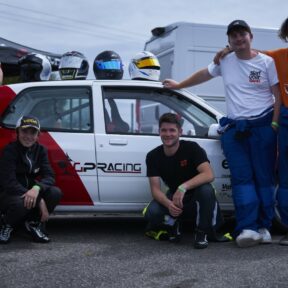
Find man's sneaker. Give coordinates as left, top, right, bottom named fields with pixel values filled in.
left=25, top=221, right=50, bottom=243
left=194, top=230, right=208, bottom=249
left=236, top=229, right=262, bottom=248
left=145, top=229, right=169, bottom=241
left=279, top=233, right=288, bottom=246
left=0, top=224, right=13, bottom=244
left=258, top=228, right=272, bottom=244
left=168, top=220, right=181, bottom=243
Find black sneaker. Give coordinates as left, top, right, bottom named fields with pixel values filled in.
left=0, top=224, right=13, bottom=244
left=194, top=230, right=208, bottom=249
left=168, top=220, right=181, bottom=243
left=25, top=221, right=50, bottom=243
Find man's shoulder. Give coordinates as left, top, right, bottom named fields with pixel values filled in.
left=147, top=145, right=163, bottom=158
left=180, top=140, right=201, bottom=149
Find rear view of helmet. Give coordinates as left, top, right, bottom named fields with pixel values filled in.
left=18, top=53, right=52, bottom=82
left=93, top=50, right=123, bottom=80
left=129, top=51, right=160, bottom=81
left=59, top=51, right=89, bottom=80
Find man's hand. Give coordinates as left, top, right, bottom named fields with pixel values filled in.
left=168, top=200, right=183, bottom=217
left=162, top=79, right=180, bottom=89
left=213, top=46, right=231, bottom=65
left=39, top=199, right=49, bottom=222
left=172, top=190, right=185, bottom=209
left=22, top=187, right=39, bottom=209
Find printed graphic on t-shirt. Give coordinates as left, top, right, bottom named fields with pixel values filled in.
left=180, top=159, right=188, bottom=167
left=249, top=70, right=261, bottom=83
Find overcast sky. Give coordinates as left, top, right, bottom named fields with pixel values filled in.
left=0, top=0, right=287, bottom=78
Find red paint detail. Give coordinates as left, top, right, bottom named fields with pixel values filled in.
left=39, top=133, right=93, bottom=205
left=0, top=86, right=17, bottom=115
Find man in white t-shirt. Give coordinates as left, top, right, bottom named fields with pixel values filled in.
left=163, top=20, right=281, bottom=248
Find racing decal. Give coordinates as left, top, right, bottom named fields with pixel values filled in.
left=67, top=159, right=142, bottom=174
left=222, top=159, right=229, bottom=169
left=39, top=134, right=93, bottom=205
left=97, top=162, right=141, bottom=174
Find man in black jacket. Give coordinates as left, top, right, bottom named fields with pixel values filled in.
left=0, top=115, right=62, bottom=243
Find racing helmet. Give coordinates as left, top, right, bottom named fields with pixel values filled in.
left=59, top=51, right=89, bottom=80
left=93, top=50, right=123, bottom=80
left=18, top=53, right=52, bottom=82
left=128, top=51, right=160, bottom=81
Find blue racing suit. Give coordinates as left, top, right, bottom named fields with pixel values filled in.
left=220, top=110, right=277, bottom=235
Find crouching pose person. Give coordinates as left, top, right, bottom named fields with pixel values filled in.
left=143, top=113, right=227, bottom=249
left=0, top=115, right=62, bottom=243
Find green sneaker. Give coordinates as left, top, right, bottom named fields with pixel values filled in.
left=145, top=230, right=169, bottom=241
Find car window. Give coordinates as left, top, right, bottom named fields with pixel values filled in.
left=103, top=87, right=217, bottom=137
left=2, top=86, right=92, bottom=132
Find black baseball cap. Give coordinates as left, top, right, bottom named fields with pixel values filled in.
left=227, top=20, right=251, bottom=35
left=16, top=115, right=40, bottom=131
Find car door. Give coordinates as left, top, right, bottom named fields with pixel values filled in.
left=1, top=85, right=98, bottom=208
left=95, top=85, right=231, bottom=209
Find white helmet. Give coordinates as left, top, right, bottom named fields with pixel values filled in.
left=129, top=51, right=160, bottom=81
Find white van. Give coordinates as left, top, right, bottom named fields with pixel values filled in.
left=144, top=22, right=286, bottom=112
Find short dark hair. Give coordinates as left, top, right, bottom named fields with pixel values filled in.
left=159, top=113, right=181, bottom=129
left=279, top=18, right=288, bottom=42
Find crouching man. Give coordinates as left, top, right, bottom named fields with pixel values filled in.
left=144, top=113, right=228, bottom=249
left=0, top=115, right=62, bottom=243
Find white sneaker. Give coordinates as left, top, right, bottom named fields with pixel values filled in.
left=236, top=229, right=262, bottom=248
left=258, top=228, right=272, bottom=244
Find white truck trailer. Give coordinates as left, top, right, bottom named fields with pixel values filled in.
left=144, top=22, right=286, bottom=112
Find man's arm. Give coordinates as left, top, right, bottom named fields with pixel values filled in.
left=163, top=68, right=213, bottom=89
left=149, top=176, right=182, bottom=217
left=172, top=162, right=214, bottom=209
left=271, top=83, right=281, bottom=129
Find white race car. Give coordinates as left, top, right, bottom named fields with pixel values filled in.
left=0, top=80, right=233, bottom=216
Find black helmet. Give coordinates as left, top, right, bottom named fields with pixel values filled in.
left=18, top=53, right=52, bottom=82
left=93, top=50, right=123, bottom=80
left=59, top=51, right=89, bottom=80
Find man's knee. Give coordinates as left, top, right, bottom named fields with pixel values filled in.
left=194, top=183, right=215, bottom=198
left=41, top=186, right=62, bottom=212
left=143, top=200, right=166, bottom=223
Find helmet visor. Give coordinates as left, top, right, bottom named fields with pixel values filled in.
left=59, top=56, right=82, bottom=69
left=135, top=57, right=160, bottom=69
left=95, top=60, right=122, bottom=70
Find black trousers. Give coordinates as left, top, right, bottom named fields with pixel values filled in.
left=0, top=186, right=62, bottom=227
left=144, top=183, right=224, bottom=234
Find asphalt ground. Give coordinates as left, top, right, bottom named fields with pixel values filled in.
left=1, top=216, right=288, bottom=288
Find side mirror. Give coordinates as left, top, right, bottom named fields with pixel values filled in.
left=208, top=123, right=220, bottom=139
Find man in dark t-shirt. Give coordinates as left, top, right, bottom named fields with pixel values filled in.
left=144, top=113, right=226, bottom=249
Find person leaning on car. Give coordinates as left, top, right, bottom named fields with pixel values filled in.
left=143, top=112, right=228, bottom=249
left=0, top=115, right=62, bottom=244
left=214, top=17, right=288, bottom=246
left=163, top=20, right=281, bottom=248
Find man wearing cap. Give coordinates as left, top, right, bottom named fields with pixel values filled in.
left=0, top=115, right=62, bottom=244
left=163, top=20, right=281, bottom=248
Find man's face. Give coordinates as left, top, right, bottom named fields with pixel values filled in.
left=159, top=122, right=182, bottom=148
left=228, top=28, right=252, bottom=52
left=18, top=127, right=39, bottom=148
